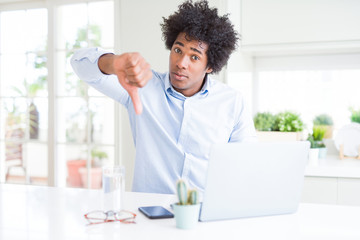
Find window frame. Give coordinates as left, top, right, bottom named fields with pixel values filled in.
left=0, top=0, right=120, bottom=187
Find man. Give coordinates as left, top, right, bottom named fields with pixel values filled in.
left=71, top=0, right=256, bottom=194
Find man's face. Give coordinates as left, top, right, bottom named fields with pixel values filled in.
left=169, top=32, right=213, bottom=97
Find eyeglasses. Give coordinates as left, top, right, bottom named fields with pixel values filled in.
left=84, top=210, right=136, bottom=225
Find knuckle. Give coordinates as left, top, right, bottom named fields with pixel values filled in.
left=138, top=81, right=146, bottom=88
left=134, top=75, right=142, bottom=83
left=133, top=65, right=141, bottom=75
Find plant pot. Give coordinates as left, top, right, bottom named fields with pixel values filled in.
left=318, top=147, right=327, bottom=159
left=173, top=203, right=200, bottom=230
left=256, top=131, right=302, bottom=142
left=79, top=167, right=102, bottom=189
left=309, top=148, right=319, bottom=166
left=66, top=159, right=86, bottom=187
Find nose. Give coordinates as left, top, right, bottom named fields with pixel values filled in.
left=176, top=55, right=188, bottom=69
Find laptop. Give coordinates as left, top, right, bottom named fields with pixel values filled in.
left=199, top=141, right=310, bottom=222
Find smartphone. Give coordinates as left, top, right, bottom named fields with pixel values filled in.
left=138, top=206, right=174, bottom=219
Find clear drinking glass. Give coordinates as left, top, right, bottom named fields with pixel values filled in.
left=102, top=166, right=125, bottom=211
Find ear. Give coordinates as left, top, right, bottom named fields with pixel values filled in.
left=206, top=67, right=213, bottom=74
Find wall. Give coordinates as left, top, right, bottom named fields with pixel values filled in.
left=241, top=0, right=360, bottom=50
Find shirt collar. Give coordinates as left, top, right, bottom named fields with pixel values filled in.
left=165, top=73, right=210, bottom=99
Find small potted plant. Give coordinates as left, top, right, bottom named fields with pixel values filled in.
left=313, top=114, right=334, bottom=139
left=307, top=134, right=319, bottom=165
left=312, top=125, right=327, bottom=158
left=79, top=149, right=108, bottom=189
left=172, top=180, right=200, bottom=230
left=253, top=112, right=276, bottom=131
left=256, top=111, right=304, bottom=141
left=274, top=111, right=304, bottom=132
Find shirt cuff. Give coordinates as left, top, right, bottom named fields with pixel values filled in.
left=71, top=47, right=113, bottom=83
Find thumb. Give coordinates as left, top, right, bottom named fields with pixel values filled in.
left=128, top=88, right=143, bottom=115
left=117, top=72, right=143, bottom=115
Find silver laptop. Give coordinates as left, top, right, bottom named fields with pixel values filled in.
left=199, top=141, right=310, bottom=222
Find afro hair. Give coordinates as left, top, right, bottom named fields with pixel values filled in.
left=160, top=0, right=239, bottom=74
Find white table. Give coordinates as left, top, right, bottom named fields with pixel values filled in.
left=1, top=184, right=360, bottom=240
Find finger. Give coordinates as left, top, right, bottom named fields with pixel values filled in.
left=125, top=57, right=149, bottom=74
left=116, top=71, right=128, bottom=86
left=116, top=72, right=143, bottom=115
left=128, top=88, right=143, bottom=115
left=126, top=71, right=150, bottom=87
left=126, top=66, right=152, bottom=88
left=124, top=53, right=141, bottom=68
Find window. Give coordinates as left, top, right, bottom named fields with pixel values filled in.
left=0, top=0, right=115, bottom=188
left=257, top=69, right=360, bottom=131
left=227, top=54, right=360, bottom=136
left=56, top=2, right=115, bottom=189
left=0, top=8, right=48, bottom=185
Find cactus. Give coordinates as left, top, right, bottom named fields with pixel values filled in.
left=188, top=190, right=198, bottom=205
left=176, top=180, right=188, bottom=205
left=176, top=180, right=198, bottom=205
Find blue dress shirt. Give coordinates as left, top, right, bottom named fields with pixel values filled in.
left=71, top=47, right=257, bottom=194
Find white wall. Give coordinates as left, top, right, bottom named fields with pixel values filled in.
left=241, top=0, right=360, bottom=46
left=237, top=0, right=360, bottom=56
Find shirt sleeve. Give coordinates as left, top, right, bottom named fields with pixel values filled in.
left=229, top=93, right=258, bottom=142
left=70, top=47, right=130, bottom=107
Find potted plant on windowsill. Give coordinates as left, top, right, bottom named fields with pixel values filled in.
left=173, top=180, right=200, bottom=230
left=307, top=125, right=327, bottom=165
left=66, top=158, right=87, bottom=187
left=312, top=125, right=327, bottom=159
left=313, top=114, right=334, bottom=139
left=254, top=112, right=276, bottom=132
left=78, top=149, right=108, bottom=189
left=307, top=134, right=319, bottom=165
left=255, top=111, right=304, bottom=141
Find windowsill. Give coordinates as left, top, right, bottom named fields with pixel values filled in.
left=305, top=155, right=360, bottom=178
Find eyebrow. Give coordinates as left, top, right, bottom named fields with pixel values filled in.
left=174, top=41, right=203, bottom=55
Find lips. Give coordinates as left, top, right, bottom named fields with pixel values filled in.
left=172, top=72, right=188, bottom=81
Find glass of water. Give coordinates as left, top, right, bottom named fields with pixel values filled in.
left=102, top=166, right=125, bottom=211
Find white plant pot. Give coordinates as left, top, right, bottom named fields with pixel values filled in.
left=318, top=147, right=327, bottom=159
left=173, top=203, right=200, bottom=230
left=309, top=148, right=320, bottom=166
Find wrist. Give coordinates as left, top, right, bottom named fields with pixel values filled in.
left=98, top=53, right=115, bottom=75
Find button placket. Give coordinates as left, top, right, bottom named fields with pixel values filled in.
left=177, top=99, right=189, bottom=145
left=179, top=99, right=193, bottom=179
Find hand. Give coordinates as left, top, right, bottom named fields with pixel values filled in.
left=113, top=53, right=152, bottom=115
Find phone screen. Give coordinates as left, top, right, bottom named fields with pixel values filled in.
left=138, top=206, right=174, bottom=219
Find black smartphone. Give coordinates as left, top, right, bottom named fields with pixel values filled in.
left=138, top=206, right=174, bottom=219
